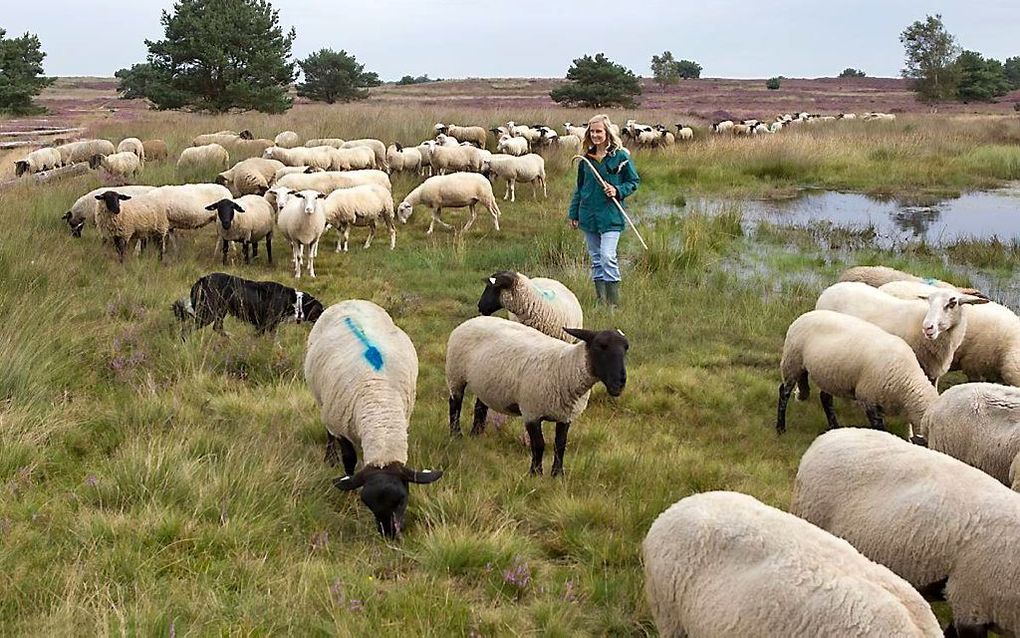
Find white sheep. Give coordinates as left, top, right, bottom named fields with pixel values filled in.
left=14, top=147, right=61, bottom=176
left=205, top=195, right=275, bottom=265
left=262, top=146, right=333, bottom=170
left=416, top=141, right=436, bottom=176
left=711, top=120, right=734, bottom=133
left=153, top=184, right=232, bottom=232
left=434, top=133, right=460, bottom=147
left=777, top=310, right=938, bottom=433
left=446, top=317, right=627, bottom=474
left=217, top=157, right=285, bottom=196
left=920, top=382, right=1020, bottom=489
left=396, top=173, right=501, bottom=234
left=556, top=134, right=581, bottom=152
left=791, top=428, right=1020, bottom=637
left=673, top=124, right=694, bottom=140
left=272, top=165, right=321, bottom=183
left=274, top=131, right=302, bottom=148
left=193, top=132, right=240, bottom=147
left=430, top=142, right=486, bottom=175
left=481, top=153, right=546, bottom=202
left=321, top=184, right=396, bottom=251
left=385, top=143, right=423, bottom=175
left=839, top=265, right=964, bottom=290
left=226, top=137, right=274, bottom=158
left=563, top=123, right=587, bottom=139
left=496, top=134, right=529, bottom=157
left=329, top=145, right=377, bottom=171
left=277, top=189, right=327, bottom=278
left=434, top=123, right=487, bottom=148
left=304, top=300, right=442, bottom=538
left=341, top=139, right=387, bottom=171
left=91, top=190, right=171, bottom=262
left=63, top=185, right=156, bottom=238
left=116, top=137, right=145, bottom=161
left=643, top=491, right=942, bottom=638
left=815, top=281, right=987, bottom=383
left=274, top=169, right=391, bottom=196
left=505, top=121, right=540, bottom=145
left=476, top=271, right=583, bottom=342
left=177, top=143, right=229, bottom=172
left=55, top=139, right=115, bottom=166
left=94, top=151, right=143, bottom=179
left=305, top=138, right=345, bottom=148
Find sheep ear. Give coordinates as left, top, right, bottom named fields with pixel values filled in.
left=61, top=211, right=72, bottom=221
left=403, top=468, right=443, bottom=484
left=118, top=194, right=132, bottom=201
left=333, top=473, right=366, bottom=492
left=563, top=327, right=596, bottom=343
left=959, top=288, right=989, bottom=300
left=205, top=202, right=220, bottom=211
left=303, top=166, right=315, bottom=173
left=488, top=277, right=496, bottom=285
left=960, top=294, right=990, bottom=305
left=232, top=202, right=245, bottom=213
left=916, top=294, right=930, bottom=301
left=316, top=192, right=326, bottom=199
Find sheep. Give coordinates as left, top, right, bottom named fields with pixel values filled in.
left=530, top=125, right=559, bottom=150
left=839, top=265, right=964, bottom=290
left=91, top=190, right=171, bottom=262
left=480, top=153, right=546, bottom=202
left=152, top=183, right=232, bottom=232
left=840, top=113, right=857, bottom=120
left=321, top=184, right=396, bottom=251
left=777, top=310, right=938, bottom=433
left=205, top=195, right=275, bottom=265
left=177, top=143, right=229, bottom=173
left=274, top=131, right=301, bottom=148
left=563, top=123, right=587, bottom=138
left=496, top=134, right=529, bottom=157
left=791, top=428, right=1020, bottom=638
left=1012, top=455, right=1020, bottom=491
left=226, top=137, right=274, bottom=159
left=556, top=134, right=581, bottom=152
left=416, top=141, right=436, bottom=176
left=434, top=123, right=487, bottom=148
left=505, top=121, right=540, bottom=146
left=329, top=145, right=377, bottom=171
left=142, top=139, right=168, bottom=161
left=446, top=317, right=628, bottom=474
left=430, top=142, right=486, bottom=175
left=272, top=165, right=322, bottom=183
left=277, top=189, right=327, bottom=278
left=216, top=157, right=286, bottom=196
left=62, top=185, right=156, bottom=238
left=262, top=146, right=333, bottom=170
left=815, top=281, right=987, bottom=383
left=919, top=382, right=1020, bottom=489
left=192, top=132, right=240, bottom=147
left=731, top=124, right=752, bottom=136
left=643, top=491, right=942, bottom=638
left=274, top=169, right=391, bottom=196
left=434, top=133, right=461, bottom=147
left=396, top=173, right=501, bottom=234
left=304, top=300, right=443, bottom=538
left=92, top=151, right=143, bottom=180
left=55, top=139, right=115, bottom=166
left=305, top=138, right=345, bottom=148
left=385, top=143, right=423, bottom=175
left=673, top=124, right=694, bottom=140
left=711, top=120, right=734, bottom=133
left=14, top=147, right=61, bottom=176
left=341, top=139, right=387, bottom=171
left=116, top=138, right=145, bottom=161
left=477, top=271, right=583, bottom=343
left=768, top=121, right=784, bottom=133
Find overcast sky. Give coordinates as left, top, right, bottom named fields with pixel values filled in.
left=4, top=0, right=1018, bottom=79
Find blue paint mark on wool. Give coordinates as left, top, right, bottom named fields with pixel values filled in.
left=535, top=285, right=556, bottom=300
left=922, top=277, right=936, bottom=285
left=344, top=317, right=384, bottom=371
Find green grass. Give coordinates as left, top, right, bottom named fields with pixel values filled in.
left=1, top=106, right=1015, bottom=635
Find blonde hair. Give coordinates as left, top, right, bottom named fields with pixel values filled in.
left=583, top=114, right=623, bottom=152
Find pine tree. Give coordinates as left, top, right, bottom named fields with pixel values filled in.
left=550, top=53, right=641, bottom=108
left=297, top=49, right=380, bottom=104
left=0, top=29, right=55, bottom=115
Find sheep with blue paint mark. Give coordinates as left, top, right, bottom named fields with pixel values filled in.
left=304, top=300, right=443, bottom=538
left=477, top=271, right=583, bottom=343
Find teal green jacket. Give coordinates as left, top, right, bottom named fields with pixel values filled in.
left=567, top=145, right=640, bottom=234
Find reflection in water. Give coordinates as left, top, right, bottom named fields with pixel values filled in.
left=890, top=206, right=942, bottom=237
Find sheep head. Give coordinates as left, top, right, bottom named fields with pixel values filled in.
left=333, top=462, right=443, bottom=539
left=477, top=271, right=517, bottom=315
left=919, top=290, right=989, bottom=341
left=563, top=327, right=630, bottom=396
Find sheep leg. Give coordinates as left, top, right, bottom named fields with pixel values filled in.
left=363, top=222, right=375, bottom=249
left=819, top=392, right=840, bottom=430
left=503, top=179, right=510, bottom=201
left=864, top=404, right=885, bottom=431
left=339, top=437, right=357, bottom=477
left=448, top=390, right=464, bottom=436
left=776, top=382, right=793, bottom=434
left=470, top=399, right=488, bottom=435
left=388, top=220, right=396, bottom=250
left=462, top=204, right=477, bottom=232
left=114, top=237, right=127, bottom=263
left=525, top=420, right=545, bottom=475
left=510, top=179, right=516, bottom=203
left=157, top=234, right=167, bottom=263
left=308, top=240, right=318, bottom=278
left=266, top=233, right=273, bottom=265
left=542, top=176, right=547, bottom=199
left=324, top=431, right=341, bottom=466
left=551, top=421, right=570, bottom=476
left=251, top=241, right=258, bottom=258
left=292, top=243, right=301, bottom=278
left=242, top=241, right=250, bottom=264
left=221, top=239, right=229, bottom=265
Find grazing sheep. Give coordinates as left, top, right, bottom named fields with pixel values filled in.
left=643, top=491, right=942, bottom=638
left=227, top=137, right=275, bottom=159
left=480, top=153, right=546, bottom=202
left=277, top=189, right=327, bottom=278
left=477, top=271, right=583, bottom=342
left=177, top=143, right=230, bottom=172
left=305, top=300, right=443, bottom=538
left=142, top=139, right=168, bottom=161
left=505, top=121, right=540, bottom=146
left=274, top=131, right=302, bottom=148
left=92, top=151, right=143, bottom=179
left=216, top=158, right=286, bottom=196
left=192, top=132, right=239, bottom=147
left=777, top=310, right=938, bottom=433
left=272, top=165, right=322, bottom=183
left=14, top=147, right=61, bottom=176
left=731, top=124, right=752, bottom=136
left=711, top=120, right=734, bottom=133
left=321, top=184, right=396, bottom=251
left=153, top=183, right=232, bottom=231
left=206, top=195, right=275, bottom=265
left=305, top=138, right=345, bottom=148
left=63, top=185, right=156, bottom=238
left=385, top=143, right=423, bottom=174
left=920, top=382, right=1020, bottom=489
left=416, top=141, right=436, bottom=176
left=431, top=141, right=486, bottom=174
left=434, top=123, right=487, bottom=148
left=563, top=123, right=587, bottom=138
left=274, top=169, right=391, bottom=196
left=673, top=124, right=694, bottom=140
left=791, top=428, right=1020, bottom=638
left=92, top=190, right=171, bottom=262
left=329, top=145, right=377, bottom=171
left=446, top=317, right=628, bottom=475
left=496, top=134, right=529, bottom=157
left=116, top=138, right=145, bottom=161
left=262, top=146, right=333, bottom=170
left=396, top=173, right=501, bottom=234
left=55, top=139, right=115, bottom=166
left=341, top=139, right=387, bottom=171
left=556, top=134, right=581, bottom=152
left=815, top=281, right=987, bottom=383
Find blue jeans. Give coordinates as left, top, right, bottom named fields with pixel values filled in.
left=584, top=231, right=621, bottom=282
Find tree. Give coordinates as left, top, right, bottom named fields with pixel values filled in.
left=396, top=74, right=435, bottom=85
left=650, top=51, right=680, bottom=87
left=116, top=0, right=297, bottom=113
left=766, top=77, right=781, bottom=90
left=1004, top=56, right=1020, bottom=91
left=296, top=49, right=379, bottom=104
left=839, top=68, right=866, bottom=78
left=955, top=50, right=1010, bottom=102
left=114, top=63, right=161, bottom=100
left=550, top=53, right=641, bottom=108
left=676, top=60, right=702, bottom=79
left=899, top=14, right=961, bottom=108
left=0, top=29, right=55, bottom=115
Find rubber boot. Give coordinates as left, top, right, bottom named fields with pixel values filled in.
left=605, top=281, right=621, bottom=307
left=594, top=280, right=607, bottom=304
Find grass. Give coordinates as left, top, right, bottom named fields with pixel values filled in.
left=1, top=104, right=1017, bottom=635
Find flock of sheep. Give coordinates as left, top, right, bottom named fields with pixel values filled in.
left=648, top=264, right=1019, bottom=637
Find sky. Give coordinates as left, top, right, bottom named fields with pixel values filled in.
left=4, top=0, right=1018, bottom=79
